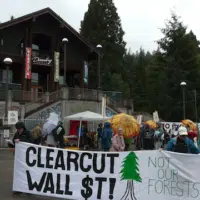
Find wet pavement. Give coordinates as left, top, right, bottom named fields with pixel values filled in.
left=0, top=149, right=63, bottom=200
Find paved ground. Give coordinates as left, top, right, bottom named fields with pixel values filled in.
left=0, top=149, right=61, bottom=200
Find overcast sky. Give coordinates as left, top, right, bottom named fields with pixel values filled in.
left=1, top=0, right=200, bottom=52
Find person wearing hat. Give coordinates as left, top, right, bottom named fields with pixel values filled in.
left=12, top=121, right=34, bottom=148
left=165, top=126, right=199, bottom=154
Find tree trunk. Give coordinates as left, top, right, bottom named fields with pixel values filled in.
left=120, top=180, right=137, bottom=200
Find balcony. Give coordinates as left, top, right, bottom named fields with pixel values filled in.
left=0, top=89, right=45, bottom=102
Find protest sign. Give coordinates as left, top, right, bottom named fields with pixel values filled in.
left=13, top=142, right=200, bottom=200
left=161, top=122, right=181, bottom=135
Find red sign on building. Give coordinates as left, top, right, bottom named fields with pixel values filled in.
left=25, top=47, right=32, bottom=79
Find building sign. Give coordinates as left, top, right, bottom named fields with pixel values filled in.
left=8, top=110, right=18, bottom=125
left=32, top=57, right=52, bottom=66
left=25, top=47, right=32, bottom=79
left=84, top=61, right=88, bottom=85
left=3, top=129, right=9, bottom=138
left=54, top=52, right=60, bottom=82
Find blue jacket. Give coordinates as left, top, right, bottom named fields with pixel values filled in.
left=102, top=122, right=113, bottom=139
left=165, top=137, right=199, bottom=154
left=101, top=122, right=113, bottom=150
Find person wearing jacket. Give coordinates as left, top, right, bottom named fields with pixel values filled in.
left=52, top=121, right=65, bottom=148
left=110, top=128, right=125, bottom=151
left=97, top=123, right=103, bottom=150
left=12, top=121, right=33, bottom=195
left=12, top=121, right=33, bottom=148
left=102, top=122, right=113, bottom=151
left=165, top=126, right=199, bottom=154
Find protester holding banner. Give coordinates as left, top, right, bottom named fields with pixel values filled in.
left=12, top=122, right=33, bottom=148
left=165, top=126, right=199, bottom=154
left=110, top=127, right=125, bottom=151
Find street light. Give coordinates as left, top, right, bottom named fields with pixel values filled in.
left=96, top=44, right=102, bottom=101
left=3, top=57, right=12, bottom=121
left=193, top=89, right=198, bottom=122
left=62, top=38, right=68, bottom=85
left=180, top=81, right=187, bottom=119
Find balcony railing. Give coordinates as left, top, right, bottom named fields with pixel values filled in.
left=68, top=87, right=99, bottom=101
left=0, top=90, right=45, bottom=102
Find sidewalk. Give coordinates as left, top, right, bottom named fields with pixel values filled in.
left=0, top=150, right=70, bottom=200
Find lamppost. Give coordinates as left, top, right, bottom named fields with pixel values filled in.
left=193, top=89, right=198, bottom=122
left=62, top=38, right=68, bottom=85
left=3, top=57, right=12, bottom=121
left=96, top=44, right=102, bottom=101
left=180, top=81, right=187, bottom=119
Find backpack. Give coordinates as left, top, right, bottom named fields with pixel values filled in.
left=52, top=125, right=65, bottom=142
left=143, top=130, right=154, bottom=140
left=173, top=137, right=188, bottom=153
left=164, top=133, right=170, bottom=144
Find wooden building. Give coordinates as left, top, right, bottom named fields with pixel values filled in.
left=0, top=8, right=97, bottom=100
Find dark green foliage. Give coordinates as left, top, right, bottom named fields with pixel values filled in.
left=81, top=4, right=200, bottom=121
left=80, top=0, right=126, bottom=91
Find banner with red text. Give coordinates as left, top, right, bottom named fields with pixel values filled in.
left=25, top=47, right=32, bottom=79
left=13, top=142, right=200, bottom=200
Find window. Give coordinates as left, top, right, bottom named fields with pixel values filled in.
left=32, top=73, right=39, bottom=85
left=59, top=76, right=64, bottom=85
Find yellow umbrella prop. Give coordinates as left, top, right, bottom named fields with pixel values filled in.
left=181, top=119, right=197, bottom=131
left=110, top=113, right=140, bottom=139
left=145, top=120, right=158, bottom=129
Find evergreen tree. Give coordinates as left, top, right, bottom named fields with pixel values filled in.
left=120, top=152, right=141, bottom=200
left=147, top=13, right=200, bottom=120
left=80, top=0, right=126, bottom=91
left=123, top=49, right=153, bottom=112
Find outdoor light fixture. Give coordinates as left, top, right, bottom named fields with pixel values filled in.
left=3, top=57, right=13, bottom=121
left=62, top=38, right=68, bottom=85
left=180, top=81, right=187, bottom=119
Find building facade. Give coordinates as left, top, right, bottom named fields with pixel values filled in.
left=0, top=8, right=97, bottom=101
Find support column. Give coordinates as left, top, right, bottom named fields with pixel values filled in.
left=60, top=86, right=69, bottom=120
left=49, top=34, right=56, bottom=92
left=20, top=103, right=25, bottom=120
left=54, top=30, right=60, bottom=91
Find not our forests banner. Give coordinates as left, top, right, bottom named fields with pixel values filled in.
left=13, top=142, right=200, bottom=200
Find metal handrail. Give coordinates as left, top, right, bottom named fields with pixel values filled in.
left=24, top=90, right=61, bottom=108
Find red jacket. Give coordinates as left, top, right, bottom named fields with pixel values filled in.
left=188, top=131, right=198, bottom=141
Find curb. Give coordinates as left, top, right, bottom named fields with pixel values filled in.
left=0, top=148, right=10, bottom=150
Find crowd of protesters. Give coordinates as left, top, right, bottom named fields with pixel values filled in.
left=9, top=117, right=200, bottom=155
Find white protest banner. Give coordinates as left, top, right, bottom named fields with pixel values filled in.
left=137, top=115, right=142, bottom=125
left=13, top=142, right=200, bottom=200
left=153, top=111, right=159, bottom=122
left=161, top=122, right=182, bottom=135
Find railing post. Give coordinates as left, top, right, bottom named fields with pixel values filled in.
left=45, top=92, right=50, bottom=103
left=20, top=103, right=25, bottom=120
